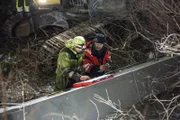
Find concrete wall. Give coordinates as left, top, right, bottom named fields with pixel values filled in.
left=0, top=56, right=179, bottom=120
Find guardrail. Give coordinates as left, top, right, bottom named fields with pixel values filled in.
left=0, top=56, right=180, bottom=120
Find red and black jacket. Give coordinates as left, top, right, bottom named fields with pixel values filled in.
left=82, top=40, right=111, bottom=77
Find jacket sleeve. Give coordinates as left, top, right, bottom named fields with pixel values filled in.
left=57, top=52, right=81, bottom=82
left=83, top=58, right=104, bottom=77
left=82, top=58, right=94, bottom=73
left=104, top=50, right=112, bottom=64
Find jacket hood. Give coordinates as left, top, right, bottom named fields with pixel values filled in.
left=65, top=39, right=79, bottom=55
left=65, top=39, right=74, bottom=49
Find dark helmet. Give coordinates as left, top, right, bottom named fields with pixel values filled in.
left=94, top=33, right=105, bottom=44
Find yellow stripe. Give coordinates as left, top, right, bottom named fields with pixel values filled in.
left=16, top=0, right=18, bottom=9
left=16, top=0, right=23, bottom=12
left=24, top=0, right=30, bottom=12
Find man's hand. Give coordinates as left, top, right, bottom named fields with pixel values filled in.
left=100, top=65, right=106, bottom=71
left=100, top=63, right=110, bottom=72
left=80, top=75, right=90, bottom=81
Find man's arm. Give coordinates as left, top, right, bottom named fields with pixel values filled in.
left=57, top=52, right=81, bottom=82
left=83, top=58, right=104, bottom=77
left=104, top=50, right=112, bottom=63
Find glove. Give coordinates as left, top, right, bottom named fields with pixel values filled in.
left=99, top=63, right=110, bottom=72
left=80, top=75, right=90, bottom=81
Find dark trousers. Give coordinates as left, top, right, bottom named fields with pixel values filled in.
left=16, top=0, right=31, bottom=12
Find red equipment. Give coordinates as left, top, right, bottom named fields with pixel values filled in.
left=73, top=74, right=114, bottom=87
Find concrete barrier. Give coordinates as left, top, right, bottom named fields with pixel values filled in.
left=0, top=57, right=179, bottom=120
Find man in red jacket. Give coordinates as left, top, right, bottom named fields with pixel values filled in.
left=83, top=33, right=112, bottom=78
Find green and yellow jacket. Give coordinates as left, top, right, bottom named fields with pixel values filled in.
left=56, top=39, right=84, bottom=83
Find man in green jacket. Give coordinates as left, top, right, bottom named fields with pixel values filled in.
left=55, top=36, right=90, bottom=91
